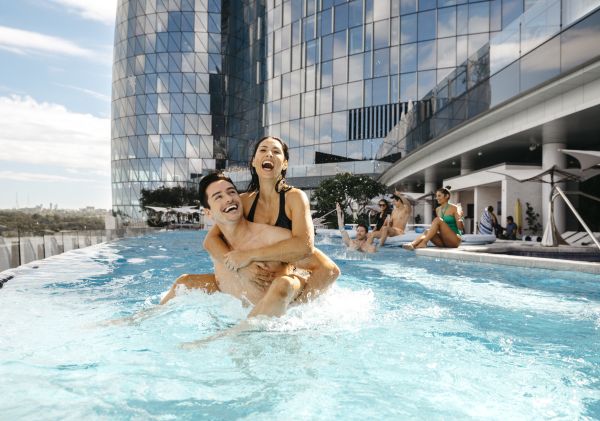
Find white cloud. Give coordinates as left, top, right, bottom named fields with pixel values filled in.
left=51, top=0, right=118, bottom=26
left=0, top=25, right=96, bottom=59
left=0, top=95, right=110, bottom=175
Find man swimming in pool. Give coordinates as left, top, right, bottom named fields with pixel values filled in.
left=335, top=202, right=377, bottom=253
left=160, top=173, right=305, bottom=318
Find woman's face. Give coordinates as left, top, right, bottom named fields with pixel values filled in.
left=378, top=201, right=387, bottom=212
left=435, top=191, right=449, bottom=204
left=252, top=137, right=288, bottom=179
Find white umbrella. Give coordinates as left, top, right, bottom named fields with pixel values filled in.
left=559, top=149, right=600, bottom=170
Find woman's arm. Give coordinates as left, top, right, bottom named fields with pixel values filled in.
left=453, top=205, right=465, bottom=232
left=223, top=189, right=314, bottom=270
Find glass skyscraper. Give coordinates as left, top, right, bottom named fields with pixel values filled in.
left=112, top=0, right=594, bottom=219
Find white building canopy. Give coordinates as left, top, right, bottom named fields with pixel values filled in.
left=559, top=149, right=600, bottom=170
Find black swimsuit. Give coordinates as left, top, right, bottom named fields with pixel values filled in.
left=247, top=190, right=293, bottom=230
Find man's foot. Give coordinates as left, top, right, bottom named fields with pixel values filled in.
left=402, top=243, right=415, bottom=250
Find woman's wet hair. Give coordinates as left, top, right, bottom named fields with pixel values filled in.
left=436, top=186, right=452, bottom=197
left=247, top=136, right=291, bottom=193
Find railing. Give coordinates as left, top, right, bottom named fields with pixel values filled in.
left=0, top=227, right=159, bottom=273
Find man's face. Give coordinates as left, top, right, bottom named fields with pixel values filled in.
left=356, top=226, right=367, bottom=240
left=205, top=180, right=242, bottom=225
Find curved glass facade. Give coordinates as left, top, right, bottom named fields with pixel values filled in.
left=114, top=0, right=592, bottom=217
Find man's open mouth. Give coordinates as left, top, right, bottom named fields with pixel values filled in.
left=262, top=161, right=274, bottom=170
left=223, top=204, right=238, bottom=213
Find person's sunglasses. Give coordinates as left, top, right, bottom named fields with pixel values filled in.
left=379, top=203, right=386, bottom=207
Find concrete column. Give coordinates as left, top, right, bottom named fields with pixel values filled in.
left=424, top=168, right=436, bottom=224
left=460, top=154, right=474, bottom=175
left=542, top=142, right=566, bottom=233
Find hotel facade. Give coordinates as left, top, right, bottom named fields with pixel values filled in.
left=112, top=0, right=600, bottom=231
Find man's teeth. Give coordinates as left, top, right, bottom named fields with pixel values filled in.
left=224, top=205, right=238, bottom=213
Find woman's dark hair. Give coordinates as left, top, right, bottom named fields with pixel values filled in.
left=436, top=186, right=451, bottom=197
left=247, top=136, right=291, bottom=193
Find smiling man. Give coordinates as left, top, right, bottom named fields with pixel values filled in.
left=160, top=173, right=305, bottom=318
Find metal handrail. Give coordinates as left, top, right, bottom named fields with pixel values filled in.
left=552, top=186, right=600, bottom=251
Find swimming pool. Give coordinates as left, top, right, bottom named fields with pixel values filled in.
left=1, top=231, right=599, bottom=419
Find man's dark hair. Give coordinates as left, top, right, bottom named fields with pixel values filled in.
left=199, top=172, right=237, bottom=208
left=507, top=215, right=514, bottom=222
left=357, top=223, right=369, bottom=232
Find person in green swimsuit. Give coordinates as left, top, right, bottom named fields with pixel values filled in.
left=403, top=187, right=464, bottom=250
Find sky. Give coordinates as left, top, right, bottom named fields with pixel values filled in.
left=0, top=0, right=118, bottom=210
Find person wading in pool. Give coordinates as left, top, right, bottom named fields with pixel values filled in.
left=203, top=136, right=339, bottom=302
left=336, top=203, right=377, bottom=253
left=160, top=173, right=305, bottom=318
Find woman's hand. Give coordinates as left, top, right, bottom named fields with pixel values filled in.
left=237, top=262, right=275, bottom=290
left=224, top=249, right=253, bottom=271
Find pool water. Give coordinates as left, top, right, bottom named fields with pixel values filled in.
left=1, top=231, right=600, bottom=419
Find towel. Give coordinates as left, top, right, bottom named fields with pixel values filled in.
left=479, top=209, right=494, bottom=235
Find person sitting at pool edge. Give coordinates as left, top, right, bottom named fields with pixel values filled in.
left=499, top=215, right=518, bottom=240
left=403, top=187, right=464, bottom=250
left=160, top=173, right=305, bottom=318
left=368, top=190, right=412, bottom=246
left=336, top=202, right=377, bottom=253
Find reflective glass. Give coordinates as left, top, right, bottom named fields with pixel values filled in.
left=438, top=7, right=456, bottom=38
left=365, top=23, right=373, bottom=51
left=333, top=30, right=347, bottom=59
left=333, top=84, right=347, bottom=111
left=400, top=0, right=417, bottom=15
left=391, top=17, right=399, bottom=45
left=437, top=37, right=456, bottom=68
left=373, top=48, right=389, bottom=77
left=468, top=2, right=489, bottom=34
left=373, top=0, right=390, bottom=21
left=400, top=43, right=417, bottom=73
left=320, top=8, right=333, bottom=36
left=489, top=61, right=519, bottom=106
left=349, top=26, right=363, bottom=54
left=372, top=76, right=389, bottom=105
left=348, top=0, right=364, bottom=27
left=333, top=57, right=347, bottom=84
left=322, top=34, right=334, bottom=61
left=419, top=0, right=436, bottom=11
left=390, top=74, right=399, bottom=102
left=417, top=40, right=436, bottom=70
left=520, top=37, right=560, bottom=91
left=502, top=0, right=523, bottom=29
left=390, top=46, right=399, bottom=74
left=321, top=60, right=333, bottom=87
left=374, top=20, right=390, bottom=49
left=457, top=4, right=468, bottom=35
left=363, top=51, right=372, bottom=78
left=347, top=80, right=363, bottom=108
left=418, top=10, right=436, bottom=41
left=319, top=88, right=332, bottom=113
left=348, top=53, right=364, bottom=81
left=364, top=78, right=372, bottom=106
left=561, top=7, right=600, bottom=72
left=400, top=14, right=417, bottom=44
left=334, top=4, right=348, bottom=32
left=417, top=70, right=436, bottom=98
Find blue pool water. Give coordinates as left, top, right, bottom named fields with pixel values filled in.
left=1, top=230, right=600, bottom=419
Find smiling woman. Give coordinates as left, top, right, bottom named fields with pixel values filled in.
left=203, top=136, right=340, bottom=302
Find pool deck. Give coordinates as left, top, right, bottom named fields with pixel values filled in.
left=416, top=241, right=600, bottom=274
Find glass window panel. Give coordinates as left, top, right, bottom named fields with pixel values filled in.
left=438, top=7, right=456, bottom=38
left=490, top=0, right=502, bottom=32
left=281, top=24, right=291, bottom=50
left=321, top=60, right=333, bottom=87
left=561, top=8, right=600, bottom=72
left=391, top=1, right=400, bottom=17
left=502, top=0, right=523, bottom=29
left=306, top=65, right=316, bottom=91
left=437, top=37, right=456, bottom=68
left=468, top=2, right=489, bottom=34
left=400, top=43, right=417, bottom=73
left=347, top=140, right=363, bottom=159
left=373, top=0, right=390, bottom=21
left=418, top=10, right=436, bottom=41
left=303, top=91, right=315, bottom=116
left=348, top=53, right=364, bottom=81
left=320, top=8, right=332, bottom=36
left=334, top=4, right=348, bottom=32
left=332, top=112, right=347, bottom=141
left=468, top=33, right=488, bottom=56
left=319, top=113, right=333, bottom=143
left=365, top=0, right=374, bottom=23
left=292, top=44, right=302, bottom=70
left=374, top=20, right=389, bottom=49
left=333, top=84, right=347, bottom=111
left=391, top=17, right=399, bottom=46
left=390, top=74, right=399, bottom=102
left=457, top=35, right=468, bottom=63
left=333, top=57, right=348, bottom=85
left=292, top=20, right=302, bottom=45
left=390, top=46, right=399, bottom=74
left=400, top=0, right=417, bottom=15
left=349, top=0, right=363, bottom=27
left=333, top=30, right=347, bottom=59
left=520, top=36, right=560, bottom=91
left=281, top=48, right=291, bottom=74
left=347, top=80, right=363, bottom=108
left=400, top=14, right=417, bottom=44
left=364, top=78, right=372, bottom=106
left=160, top=134, right=173, bottom=157
left=349, top=26, right=363, bottom=53
left=373, top=48, right=389, bottom=77
left=303, top=15, right=316, bottom=41
left=417, top=40, right=436, bottom=70
left=322, top=34, right=334, bottom=61
left=418, top=70, right=436, bottom=98
left=305, top=39, right=318, bottom=66
left=490, top=60, right=519, bottom=106
left=457, top=4, right=468, bottom=35
left=365, top=23, right=373, bottom=51
left=400, top=72, right=417, bottom=102
left=363, top=51, right=372, bottom=78
left=372, top=76, right=388, bottom=105
left=419, top=0, right=436, bottom=11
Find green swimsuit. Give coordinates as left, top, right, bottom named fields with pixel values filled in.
left=440, top=204, right=462, bottom=236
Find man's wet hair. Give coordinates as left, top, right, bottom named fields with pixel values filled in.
left=199, top=172, right=237, bottom=209
left=356, top=223, right=369, bottom=232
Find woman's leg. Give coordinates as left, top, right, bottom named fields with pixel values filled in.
left=294, top=248, right=340, bottom=302
left=379, top=226, right=390, bottom=246
left=435, top=220, right=462, bottom=248
left=248, top=274, right=305, bottom=317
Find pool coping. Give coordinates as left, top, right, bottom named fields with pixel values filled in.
left=415, top=246, right=600, bottom=274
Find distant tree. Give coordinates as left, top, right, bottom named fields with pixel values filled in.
left=525, top=202, right=542, bottom=235
left=312, top=173, right=387, bottom=226
left=139, top=185, right=200, bottom=227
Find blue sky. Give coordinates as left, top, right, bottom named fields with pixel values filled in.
left=0, top=0, right=118, bottom=209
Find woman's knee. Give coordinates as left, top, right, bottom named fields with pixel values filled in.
left=270, top=276, right=299, bottom=299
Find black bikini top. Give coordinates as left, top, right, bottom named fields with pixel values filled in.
left=247, top=190, right=293, bottom=230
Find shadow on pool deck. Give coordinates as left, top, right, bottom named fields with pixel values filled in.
left=414, top=241, right=600, bottom=274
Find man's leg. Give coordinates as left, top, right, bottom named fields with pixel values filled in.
left=248, top=274, right=305, bottom=318
left=160, top=273, right=219, bottom=305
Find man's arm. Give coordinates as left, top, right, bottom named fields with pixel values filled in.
left=336, top=203, right=352, bottom=247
